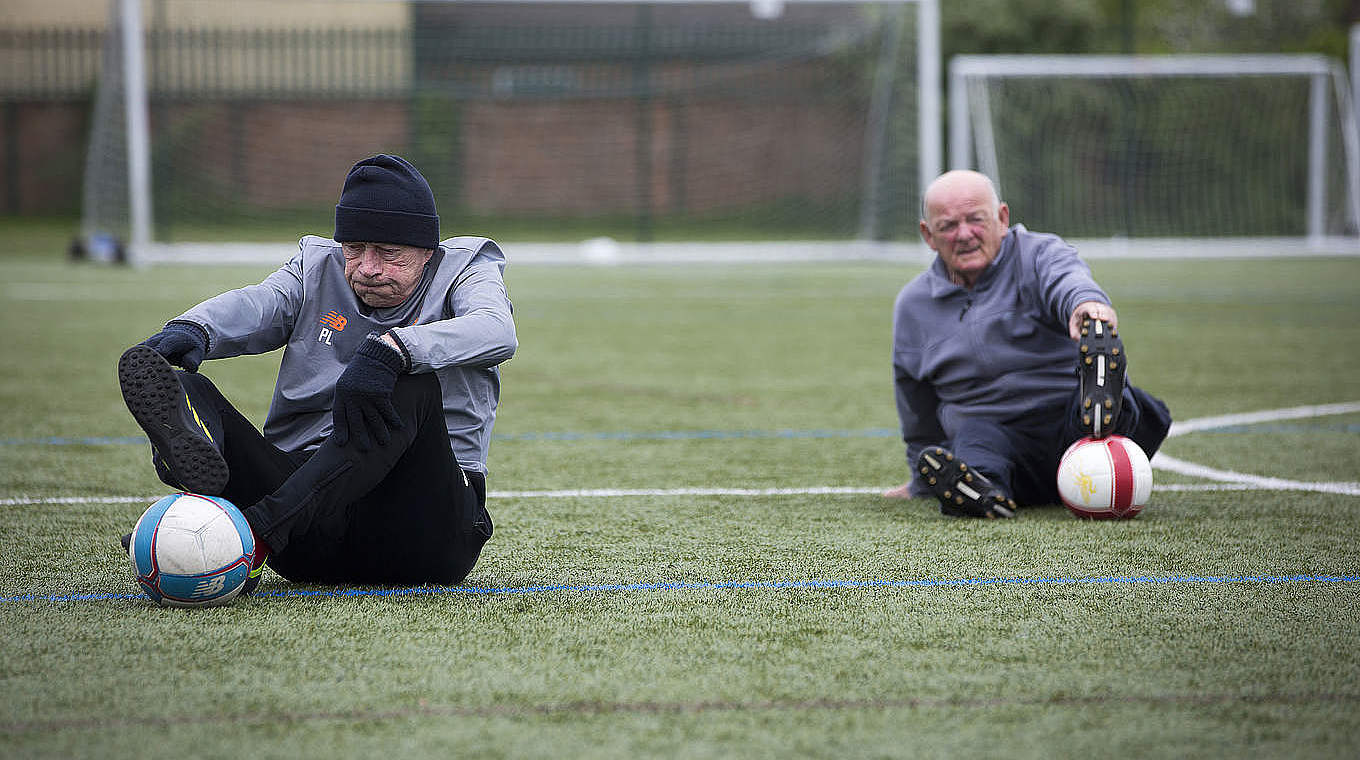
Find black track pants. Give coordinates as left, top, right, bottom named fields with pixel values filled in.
left=949, top=383, right=1172, bottom=507
left=176, top=371, right=492, bottom=585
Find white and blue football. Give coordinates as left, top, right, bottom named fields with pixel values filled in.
left=128, top=493, right=255, bottom=607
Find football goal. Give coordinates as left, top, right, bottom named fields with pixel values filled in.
left=949, top=54, right=1360, bottom=257
left=80, top=0, right=940, bottom=264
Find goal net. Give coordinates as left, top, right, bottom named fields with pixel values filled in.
left=950, top=55, right=1360, bottom=257
left=81, top=0, right=937, bottom=264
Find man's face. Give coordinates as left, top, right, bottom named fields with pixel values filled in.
left=342, top=242, right=433, bottom=308
left=919, top=178, right=1010, bottom=287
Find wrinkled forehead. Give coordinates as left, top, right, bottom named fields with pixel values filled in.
left=340, top=241, right=434, bottom=261
left=922, top=173, right=1000, bottom=221
left=342, top=240, right=425, bottom=251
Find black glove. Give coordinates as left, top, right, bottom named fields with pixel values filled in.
left=332, top=335, right=406, bottom=451
left=143, top=322, right=209, bottom=372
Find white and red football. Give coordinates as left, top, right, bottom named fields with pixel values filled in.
left=1056, top=435, right=1153, bottom=519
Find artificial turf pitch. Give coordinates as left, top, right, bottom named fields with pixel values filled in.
left=2, top=241, right=1358, bottom=758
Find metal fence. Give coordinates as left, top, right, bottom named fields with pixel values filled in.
left=11, top=13, right=919, bottom=239
left=0, top=27, right=414, bottom=100
left=0, top=23, right=847, bottom=101
left=0, top=29, right=105, bottom=99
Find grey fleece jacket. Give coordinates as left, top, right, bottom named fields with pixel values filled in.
left=892, top=224, right=1109, bottom=495
left=174, top=235, right=517, bottom=474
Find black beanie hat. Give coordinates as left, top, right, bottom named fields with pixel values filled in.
left=334, top=154, right=439, bottom=250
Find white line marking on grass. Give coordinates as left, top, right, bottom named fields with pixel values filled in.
left=3, top=403, right=1358, bottom=508
left=493, top=486, right=885, bottom=499
left=1156, top=482, right=1322, bottom=492
left=0, top=487, right=882, bottom=507
left=1152, top=454, right=1360, bottom=496
left=1165, top=402, right=1360, bottom=437
left=0, top=495, right=159, bottom=507
left=1152, top=400, right=1360, bottom=495
left=5, top=481, right=1360, bottom=508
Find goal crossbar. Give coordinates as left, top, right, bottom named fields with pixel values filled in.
left=951, top=53, right=1344, bottom=79
left=949, top=53, right=1360, bottom=249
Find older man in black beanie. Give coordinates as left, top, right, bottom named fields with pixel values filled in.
left=117, top=154, right=517, bottom=592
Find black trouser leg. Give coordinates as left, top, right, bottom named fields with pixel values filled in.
left=176, top=372, right=303, bottom=509
left=247, top=373, right=492, bottom=585
left=336, top=427, right=491, bottom=585
left=1122, top=386, right=1173, bottom=461
left=1058, top=382, right=1172, bottom=458
left=949, top=417, right=1054, bottom=506
left=952, top=383, right=1173, bottom=507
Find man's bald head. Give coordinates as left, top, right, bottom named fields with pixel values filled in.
left=921, top=170, right=1001, bottom=221
left=918, top=170, right=1009, bottom=289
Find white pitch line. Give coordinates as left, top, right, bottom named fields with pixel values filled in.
left=0, top=495, right=157, bottom=507
left=493, top=486, right=884, bottom=499
left=1165, top=401, right=1360, bottom=438
left=5, top=481, right=1360, bottom=507
left=1151, top=454, right=1360, bottom=496
left=4, top=403, right=1358, bottom=508
left=1152, top=399, right=1360, bottom=496
left=0, top=487, right=883, bottom=507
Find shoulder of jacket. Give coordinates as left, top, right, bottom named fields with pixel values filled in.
left=299, top=234, right=339, bottom=251
left=1009, top=224, right=1073, bottom=254
left=440, top=236, right=505, bottom=266
left=295, top=236, right=341, bottom=261
left=291, top=236, right=345, bottom=274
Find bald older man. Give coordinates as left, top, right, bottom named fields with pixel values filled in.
left=884, top=170, right=1171, bottom=518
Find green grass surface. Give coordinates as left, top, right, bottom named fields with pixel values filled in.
left=2, top=240, right=1359, bottom=758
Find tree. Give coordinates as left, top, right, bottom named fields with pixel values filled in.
left=942, top=0, right=1354, bottom=60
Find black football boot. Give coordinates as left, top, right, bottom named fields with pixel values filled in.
left=1076, top=317, right=1126, bottom=439
left=916, top=446, right=1017, bottom=519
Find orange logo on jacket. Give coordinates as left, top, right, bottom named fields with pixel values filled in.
left=320, top=311, right=348, bottom=331
left=318, top=311, right=347, bottom=346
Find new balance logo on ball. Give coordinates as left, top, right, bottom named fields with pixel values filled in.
left=192, top=575, right=227, bottom=598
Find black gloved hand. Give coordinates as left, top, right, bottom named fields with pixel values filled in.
left=332, top=335, right=406, bottom=451
left=143, top=321, right=209, bottom=372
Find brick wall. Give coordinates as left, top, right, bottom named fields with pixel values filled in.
left=153, top=100, right=410, bottom=209
left=459, top=98, right=863, bottom=216
left=3, top=95, right=863, bottom=219
left=0, top=101, right=89, bottom=215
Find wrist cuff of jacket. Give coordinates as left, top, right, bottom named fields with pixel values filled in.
left=165, top=320, right=210, bottom=352
left=386, top=331, right=413, bottom=371
left=357, top=333, right=408, bottom=373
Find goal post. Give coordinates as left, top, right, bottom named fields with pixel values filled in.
left=84, top=0, right=940, bottom=264
left=949, top=54, right=1360, bottom=255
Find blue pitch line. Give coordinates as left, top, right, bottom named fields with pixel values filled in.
left=4, top=573, right=1358, bottom=605
left=4, top=423, right=1357, bottom=448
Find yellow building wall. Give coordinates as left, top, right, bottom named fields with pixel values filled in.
left=1, top=0, right=414, bottom=94
left=3, top=0, right=409, bottom=29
